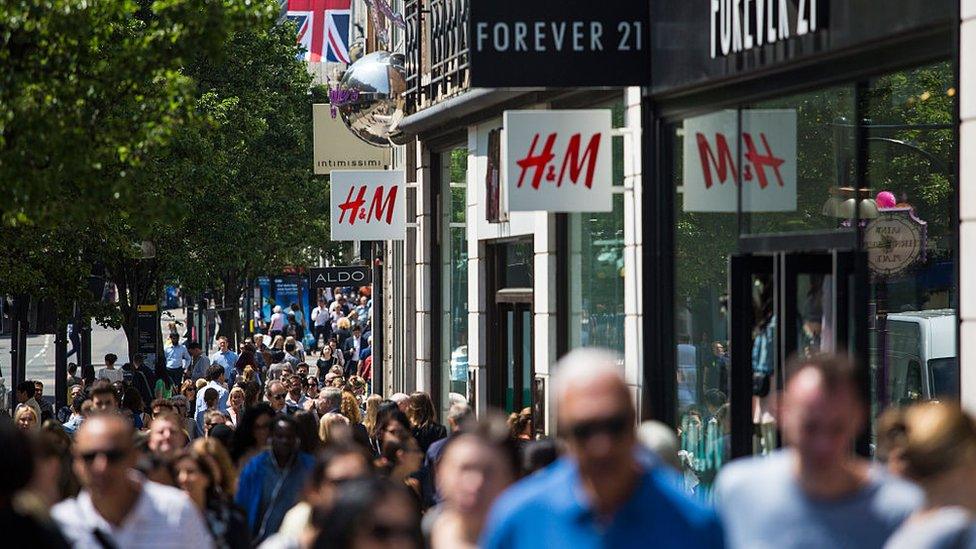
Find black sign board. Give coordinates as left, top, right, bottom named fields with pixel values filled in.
left=468, top=0, right=650, bottom=88
left=310, top=266, right=373, bottom=289
left=650, top=0, right=954, bottom=96
left=136, top=304, right=159, bottom=368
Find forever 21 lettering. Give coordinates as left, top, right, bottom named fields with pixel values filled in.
left=475, top=20, right=644, bottom=54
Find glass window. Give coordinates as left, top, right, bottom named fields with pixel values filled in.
left=440, top=147, right=468, bottom=417
left=567, top=99, right=627, bottom=354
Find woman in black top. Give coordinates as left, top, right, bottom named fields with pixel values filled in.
left=406, top=391, right=447, bottom=454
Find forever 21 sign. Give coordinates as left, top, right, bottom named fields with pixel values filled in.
left=710, top=0, right=826, bottom=58
left=469, top=0, right=650, bottom=88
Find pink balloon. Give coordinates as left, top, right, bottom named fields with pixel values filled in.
left=876, top=191, right=897, bottom=209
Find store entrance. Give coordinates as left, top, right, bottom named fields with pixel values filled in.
left=490, top=292, right=534, bottom=414
left=728, top=243, right=868, bottom=460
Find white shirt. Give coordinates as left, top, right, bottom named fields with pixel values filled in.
left=269, top=312, right=286, bottom=332
left=97, top=367, right=124, bottom=383
left=311, top=306, right=329, bottom=327
left=52, top=474, right=214, bottom=549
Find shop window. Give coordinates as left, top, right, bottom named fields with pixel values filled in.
left=439, top=147, right=468, bottom=416
left=567, top=100, right=627, bottom=355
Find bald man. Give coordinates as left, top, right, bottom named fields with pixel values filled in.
left=51, top=414, right=214, bottom=548
left=481, top=348, right=723, bottom=548
left=714, top=354, right=921, bottom=548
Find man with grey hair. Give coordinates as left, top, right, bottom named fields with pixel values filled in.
left=425, top=402, right=473, bottom=499
left=317, top=387, right=342, bottom=416
left=390, top=392, right=410, bottom=413
left=481, top=348, right=723, bottom=548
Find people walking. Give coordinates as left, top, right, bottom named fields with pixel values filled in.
left=714, top=353, right=921, bottom=548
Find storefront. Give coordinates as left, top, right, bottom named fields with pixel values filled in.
left=643, top=0, right=960, bottom=498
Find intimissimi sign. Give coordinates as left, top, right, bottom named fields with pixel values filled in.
left=710, top=0, right=825, bottom=58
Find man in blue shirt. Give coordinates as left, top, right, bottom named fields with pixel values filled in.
left=210, top=335, right=239, bottom=383
left=164, top=333, right=191, bottom=386
left=481, top=348, right=724, bottom=549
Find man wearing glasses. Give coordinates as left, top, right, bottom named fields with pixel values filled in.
left=266, top=380, right=290, bottom=414
left=481, top=348, right=724, bottom=548
left=51, top=414, right=212, bottom=548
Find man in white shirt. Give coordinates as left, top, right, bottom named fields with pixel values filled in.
left=195, top=365, right=229, bottom=416
left=268, top=305, right=287, bottom=338
left=96, top=353, right=124, bottom=383
left=52, top=414, right=214, bottom=548
left=310, top=298, right=332, bottom=350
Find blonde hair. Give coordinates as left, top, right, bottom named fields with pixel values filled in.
left=15, top=406, right=38, bottom=429
left=190, top=438, right=237, bottom=496
left=364, top=394, right=383, bottom=434
left=879, top=401, right=976, bottom=482
left=337, top=317, right=351, bottom=330
left=242, top=366, right=255, bottom=383
left=229, top=386, right=245, bottom=403
left=318, top=412, right=350, bottom=445
left=340, top=391, right=362, bottom=424
left=271, top=335, right=285, bottom=350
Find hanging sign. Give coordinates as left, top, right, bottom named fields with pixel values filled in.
left=682, top=109, right=797, bottom=213
left=330, top=170, right=406, bottom=241
left=865, top=208, right=927, bottom=277
left=504, top=110, right=613, bottom=213
left=710, top=0, right=825, bottom=58
left=469, top=0, right=650, bottom=87
left=310, top=266, right=373, bottom=288
left=313, top=105, right=391, bottom=174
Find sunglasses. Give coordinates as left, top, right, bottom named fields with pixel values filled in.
left=272, top=393, right=286, bottom=400
left=80, top=448, right=128, bottom=464
left=367, top=523, right=417, bottom=542
left=568, top=415, right=629, bottom=442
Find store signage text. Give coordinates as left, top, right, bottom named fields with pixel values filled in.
left=313, top=105, right=390, bottom=174
left=682, top=109, right=797, bottom=213
left=469, top=0, right=650, bottom=87
left=330, top=170, right=406, bottom=241
left=710, top=0, right=824, bottom=58
left=505, top=110, right=612, bottom=213
left=309, top=266, right=372, bottom=288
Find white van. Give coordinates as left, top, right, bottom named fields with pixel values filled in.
left=882, top=309, right=957, bottom=405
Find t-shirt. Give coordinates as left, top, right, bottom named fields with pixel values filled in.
left=269, top=312, right=286, bottom=332
left=886, top=507, right=976, bottom=549
left=96, top=367, right=124, bottom=383
left=714, top=449, right=922, bottom=549
left=51, top=475, right=214, bottom=549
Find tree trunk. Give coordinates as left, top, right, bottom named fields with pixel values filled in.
left=217, top=272, right=242, bottom=349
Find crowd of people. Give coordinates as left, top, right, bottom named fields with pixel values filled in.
left=4, top=347, right=976, bottom=548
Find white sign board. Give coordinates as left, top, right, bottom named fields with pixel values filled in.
left=682, top=109, right=797, bottom=213
left=330, top=170, right=406, bottom=241
left=504, top=110, right=613, bottom=213
left=313, top=105, right=391, bottom=174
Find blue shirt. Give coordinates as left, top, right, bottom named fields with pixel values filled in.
left=165, top=344, right=191, bottom=370
left=481, top=456, right=724, bottom=549
left=235, top=450, right=315, bottom=544
left=210, top=350, right=239, bottom=383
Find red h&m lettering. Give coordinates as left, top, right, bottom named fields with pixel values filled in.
left=338, top=184, right=398, bottom=226
left=696, top=131, right=785, bottom=189
left=516, top=132, right=602, bottom=189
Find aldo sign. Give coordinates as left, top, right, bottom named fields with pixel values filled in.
left=469, top=0, right=650, bottom=87
left=309, top=266, right=372, bottom=289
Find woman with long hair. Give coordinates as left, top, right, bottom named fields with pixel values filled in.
left=406, top=392, right=447, bottom=453
left=170, top=446, right=250, bottom=548
left=226, top=386, right=245, bottom=428
left=507, top=407, right=534, bottom=443
left=319, top=412, right=352, bottom=446
left=363, top=394, right=384, bottom=436
left=880, top=402, right=976, bottom=548
left=234, top=350, right=260, bottom=385
left=154, top=359, right=175, bottom=399
left=229, top=403, right=275, bottom=468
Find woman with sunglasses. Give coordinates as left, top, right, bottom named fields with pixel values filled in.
left=170, top=445, right=251, bottom=549
left=305, top=376, right=321, bottom=400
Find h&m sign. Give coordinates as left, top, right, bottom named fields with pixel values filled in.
left=309, top=266, right=372, bottom=288
left=682, top=109, right=797, bottom=213
left=330, top=170, right=406, bottom=241
left=504, top=110, right=612, bottom=213
left=710, top=0, right=825, bottom=58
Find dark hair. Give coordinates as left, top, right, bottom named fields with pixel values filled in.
left=71, top=395, right=88, bottom=414
left=105, top=353, right=118, bottom=365
left=521, top=439, right=559, bottom=476
left=169, top=447, right=221, bottom=504
left=375, top=410, right=411, bottom=440
left=204, top=388, right=219, bottom=405
left=312, top=479, right=422, bottom=549
left=208, top=424, right=234, bottom=451
left=442, top=414, right=520, bottom=478
left=235, top=351, right=257, bottom=374
left=205, top=364, right=225, bottom=382
left=187, top=341, right=202, bottom=351
left=68, top=363, right=78, bottom=375
left=154, top=360, right=173, bottom=389
left=121, top=387, right=144, bottom=414
left=16, top=381, right=35, bottom=398
left=230, top=403, right=275, bottom=462
left=406, top=392, right=437, bottom=428
left=308, top=443, right=373, bottom=489
left=293, top=411, right=321, bottom=454
left=0, top=418, right=34, bottom=496
left=285, top=342, right=296, bottom=353
left=91, top=384, right=118, bottom=403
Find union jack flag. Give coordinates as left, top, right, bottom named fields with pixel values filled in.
left=286, top=0, right=351, bottom=64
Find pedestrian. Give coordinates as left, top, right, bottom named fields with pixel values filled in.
left=52, top=414, right=214, bottom=548
left=62, top=393, right=88, bottom=435
left=154, top=358, right=175, bottom=399
left=268, top=305, right=287, bottom=339
left=481, top=348, right=724, bottom=549
left=187, top=341, right=212, bottom=381
left=90, top=384, right=119, bottom=414
left=285, top=373, right=309, bottom=409
left=226, top=386, right=245, bottom=428
left=96, top=353, right=124, bottom=383
left=210, top=336, right=239, bottom=384
left=165, top=333, right=192, bottom=386
left=196, top=388, right=220, bottom=435
left=15, top=405, right=39, bottom=432
left=233, top=348, right=261, bottom=386
left=148, top=411, right=189, bottom=460
left=714, top=353, right=921, bottom=549
left=319, top=412, right=352, bottom=446
left=170, top=445, right=250, bottom=549
left=407, top=391, right=448, bottom=454
left=341, top=325, right=365, bottom=378
left=66, top=362, right=83, bottom=390
left=230, top=403, right=275, bottom=468
left=235, top=415, right=315, bottom=544
left=425, top=403, right=473, bottom=493
left=0, top=417, right=70, bottom=548
left=120, top=386, right=147, bottom=429
left=878, top=402, right=976, bottom=548
left=196, top=364, right=230, bottom=417
left=14, top=380, right=42, bottom=423
left=312, top=478, right=423, bottom=549
left=265, top=380, right=290, bottom=415
left=311, top=298, right=333, bottom=351
left=429, top=414, right=518, bottom=549
left=507, top=407, right=534, bottom=446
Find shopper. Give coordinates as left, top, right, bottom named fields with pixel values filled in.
left=230, top=403, right=276, bottom=468
left=235, top=415, right=315, bottom=544
left=210, top=336, right=239, bottom=384
left=407, top=391, right=448, bottom=453
left=312, top=478, right=423, bottom=549
left=52, top=414, right=213, bottom=547
left=170, top=445, right=250, bottom=549
left=96, top=353, right=124, bottom=383
left=165, top=333, right=192, bottom=386
left=481, top=348, right=723, bottom=548
left=148, top=411, right=189, bottom=460
left=880, top=402, right=976, bottom=549
left=714, top=353, right=921, bottom=548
